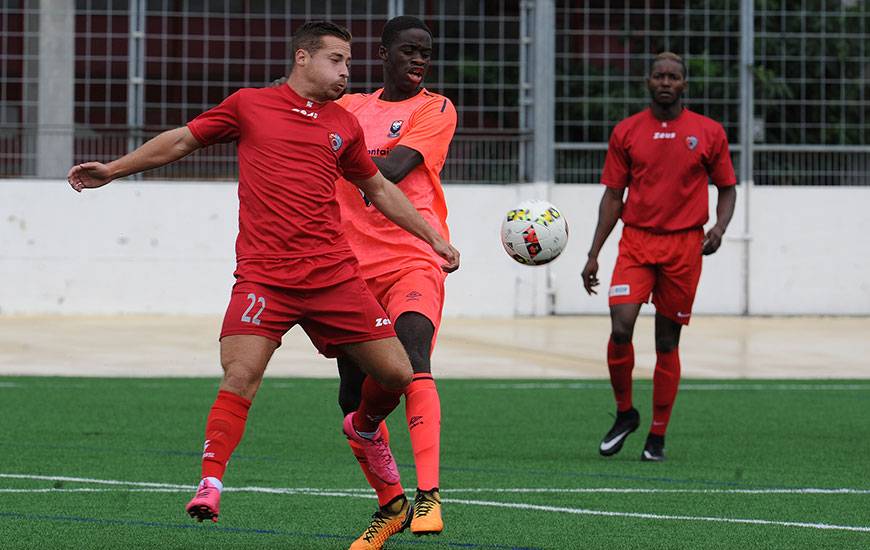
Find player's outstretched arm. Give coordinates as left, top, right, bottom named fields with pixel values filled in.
left=581, top=187, right=625, bottom=295
left=702, top=185, right=737, bottom=255
left=352, top=171, right=460, bottom=273
left=67, top=127, right=203, bottom=192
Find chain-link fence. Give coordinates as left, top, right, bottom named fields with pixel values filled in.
left=2, top=0, right=869, bottom=185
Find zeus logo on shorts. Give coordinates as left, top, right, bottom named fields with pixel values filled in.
left=609, top=284, right=631, bottom=297
left=375, top=317, right=392, bottom=327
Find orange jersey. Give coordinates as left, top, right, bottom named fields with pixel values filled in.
left=334, top=88, right=457, bottom=279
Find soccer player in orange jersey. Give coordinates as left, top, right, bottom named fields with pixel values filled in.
left=582, top=52, right=737, bottom=462
left=68, top=21, right=459, bottom=527
left=334, top=16, right=457, bottom=549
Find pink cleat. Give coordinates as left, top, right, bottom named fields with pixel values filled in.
left=343, top=412, right=400, bottom=485
left=185, top=479, right=221, bottom=523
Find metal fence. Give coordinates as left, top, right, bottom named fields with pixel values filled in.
left=2, top=0, right=869, bottom=185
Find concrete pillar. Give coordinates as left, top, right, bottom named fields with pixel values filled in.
left=37, top=0, right=75, bottom=178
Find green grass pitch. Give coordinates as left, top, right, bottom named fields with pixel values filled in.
left=1, top=377, right=868, bottom=549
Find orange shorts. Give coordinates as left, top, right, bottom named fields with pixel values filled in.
left=220, top=275, right=396, bottom=358
left=608, top=225, right=704, bottom=325
left=364, top=265, right=446, bottom=347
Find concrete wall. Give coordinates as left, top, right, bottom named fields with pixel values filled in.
left=2, top=179, right=868, bottom=316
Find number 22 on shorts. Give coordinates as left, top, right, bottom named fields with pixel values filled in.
left=241, top=293, right=266, bottom=325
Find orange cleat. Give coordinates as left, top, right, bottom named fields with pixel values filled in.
left=349, top=495, right=411, bottom=550
left=410, top=489, right=443, bottom=535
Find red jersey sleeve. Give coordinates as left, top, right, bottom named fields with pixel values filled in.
left=338, top=115, right=379, bottom=181
left=187, top=91, right=242, bottom=146
left=398, top=97, right=458, bottom=171
left=601, top=124, right=631, bottom=189
left=706, top=124, right=737, bottom=187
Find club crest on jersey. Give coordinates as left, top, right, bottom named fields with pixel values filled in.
left=686, top=135, right=699, bottom=150
left=387, top=120, right=404, bottom=138
left=328, top=132, right=343, bottom=151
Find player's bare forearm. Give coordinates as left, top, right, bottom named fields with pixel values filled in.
left=371, top=145, right=423, bottom=183
left=587, top=187, right=624, bottom=259
left=703, top=185, right=737, bottom=255
left=713, top=185, right=737, bottom=233
left=107, top=127, right=202, bottom=180
left=68, top=127, right=202, bottom=192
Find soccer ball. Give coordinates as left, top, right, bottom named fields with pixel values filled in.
left=500, top=200, right=569, bottom=265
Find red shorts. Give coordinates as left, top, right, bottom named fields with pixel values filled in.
left=608, top=225, right=704, bottom=325
left=365, top=265, right=446, bottom=349
left=220, top=258, right=396, bottom=358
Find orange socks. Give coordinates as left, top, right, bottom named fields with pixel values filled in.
left=651, top=348, right=681, bottom=436
left=352, top=373, right=442, bottom=502
left=404, top=374, right=441, bottom=491
left=607, top=339, right=635, bottom=412
left=201, top=390, right=251, bottom=480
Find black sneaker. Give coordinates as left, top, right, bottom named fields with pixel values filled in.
left=641, top=433, right=666, bottom=462
left=598, top=407, right=640, bottom=456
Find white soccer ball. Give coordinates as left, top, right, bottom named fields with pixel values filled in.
left=500, top=200, right=569, bottom=265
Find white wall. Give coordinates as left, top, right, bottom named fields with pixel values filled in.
left=2, top=179, right=869, bottom=316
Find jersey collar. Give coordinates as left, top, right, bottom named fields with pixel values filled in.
left=282, top=83, right=326, bottom=109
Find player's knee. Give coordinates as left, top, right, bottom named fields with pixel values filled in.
left=611, top=329, right=633, bottom=345
left=655, top=337, right=678, bottom=353
left=220, top=359, right=263, bottom=396
left=379, top=365, right=413, bottom=391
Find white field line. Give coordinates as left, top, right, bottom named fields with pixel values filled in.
left=445, top=498, right=870, bottom=533
left=478, top=382, right=870, bottom=391
left=2, top=473, right=870, bottom=534
left=4, top=475, right=869, bottom=496
left=2, top=486, right=869, bottom=496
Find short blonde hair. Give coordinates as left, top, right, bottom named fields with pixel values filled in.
left=651, top=52, right=687, bottom=78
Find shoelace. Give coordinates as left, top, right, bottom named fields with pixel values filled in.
left=371, top=437, right=394, bottom=465
left=414, top=493, right=437, bottom=517
left=362, top=511, right=391, bottom=543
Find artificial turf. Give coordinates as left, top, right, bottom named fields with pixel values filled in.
left=0, top=377, right=868, bottom=549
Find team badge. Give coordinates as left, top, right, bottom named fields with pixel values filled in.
left=328, top=132, right=343, bottom=151
left=388, top=120, right=404, bottom=138
left=686, top=135, right=698, bottom=150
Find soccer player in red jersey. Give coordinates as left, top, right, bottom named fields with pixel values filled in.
left=332, top=16, right=455, bottom=547
left=66, top=21, right=460, bottom=523
left=581, top=52, right=737, bottom=462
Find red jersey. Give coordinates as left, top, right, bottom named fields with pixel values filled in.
left=334, top=88, right=457, bottom=279
left=187, top=85, right=378, bottom=285
left=601, top=108, right=736, bottom=233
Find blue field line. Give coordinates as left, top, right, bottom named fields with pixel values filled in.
left=0, top=511, right=541, bottom=550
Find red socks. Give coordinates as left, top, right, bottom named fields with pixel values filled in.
left=353, top=376, right=405, bottom=433
left=404, top=374, right=441, bottom=491
left=607, top=338, right=635, bottom=412
left=201, top=390, right=251, bottom=480
left=651, top=348, right=681, bottom=436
